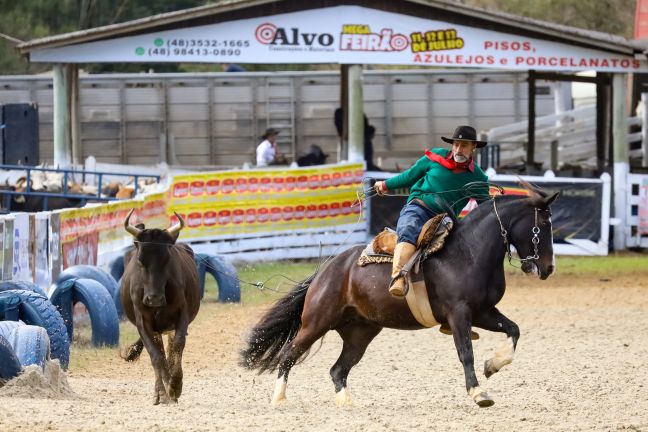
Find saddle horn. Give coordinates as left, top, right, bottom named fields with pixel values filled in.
left=124, top=208, right=142, bottom=237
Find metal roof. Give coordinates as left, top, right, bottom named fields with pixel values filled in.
left=17, top=0, right=641, bottom=56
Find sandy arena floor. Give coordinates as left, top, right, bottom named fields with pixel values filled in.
left=1, top=273, right=647, bottom=431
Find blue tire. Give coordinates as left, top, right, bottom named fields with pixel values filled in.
left=108, top=256, right=125, bottom=285
left=0, top=289, right=69, bottom=369
left=0, top=321, right=50, bottom=369
left=202, top=254, right=241, bottom=303
left=114, top=278, right=124, bottom=319
left=0, top=334, right=21, bottom=381
left=0, top=281, right=48, bottom=298
left=56, top=265, right=119, bottom=298
left=49, top=278, right=119, bottom=347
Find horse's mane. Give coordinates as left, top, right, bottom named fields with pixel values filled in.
left=458, top=194, right=529, bottom=226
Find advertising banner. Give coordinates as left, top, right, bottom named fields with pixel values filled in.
left=34, top=214, right=51, bottom=288
left=168, top=163, right=365, bottom=240
left=12, top=213, right=32, bottom=282
left=639, top=177, right=648, bottom=235
left=2, top=217, right=14, bottom=281
left=30, top=6, right=647, bottom=72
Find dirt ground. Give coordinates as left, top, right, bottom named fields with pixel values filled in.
left=1, top=272, right=648, bottom=432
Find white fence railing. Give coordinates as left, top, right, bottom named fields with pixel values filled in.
left=486, top=102, right=648, bottom=170
left=625, top=173, right=648, bottom=248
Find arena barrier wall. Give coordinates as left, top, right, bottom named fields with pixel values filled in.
left=0, top=162, right=365, bottom=287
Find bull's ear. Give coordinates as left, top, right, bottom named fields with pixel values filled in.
left=544, top=192, right=559, bottom=207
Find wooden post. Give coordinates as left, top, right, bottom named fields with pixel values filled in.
left=339, top=64, right=349, bottom=162
left=53, top=64, right=72, bottom=167
left=642, top=92, right=648, bottom=167
left=550, top=140, right=559, bottom=172
left=69, top=65, right=81, bottom=165
left=527, top=70, right=536, bottom=168
left=347, top=64, right=364, bottom=163
left=612, top=73, right=629, bottom=251
left=596, top=73, right=611, bottom=174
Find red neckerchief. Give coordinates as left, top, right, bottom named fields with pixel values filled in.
left=425, top=149, right=474, bottom=173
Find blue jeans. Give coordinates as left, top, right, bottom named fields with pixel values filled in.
left=396, top=201, right=439, bottom=244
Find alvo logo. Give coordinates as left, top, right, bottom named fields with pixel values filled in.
left=255, top=23, right=334, bottom=47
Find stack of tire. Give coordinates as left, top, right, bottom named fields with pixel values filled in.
left=109, top=251, right=240, bottom=319
left=0, top=321, right=50, bottom=382
left=0, top=281, right=70, bottom=380
left=49, top=265, right=120, bottom=348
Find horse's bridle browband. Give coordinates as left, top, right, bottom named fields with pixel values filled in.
left=492, top=196, right=540, bottom=266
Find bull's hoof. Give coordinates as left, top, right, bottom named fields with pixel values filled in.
left=335, top=388, right=352, bottom=407
left=484, top=359, right=498, bottom=379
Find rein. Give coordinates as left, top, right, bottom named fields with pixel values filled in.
left=492, top=196, right=540, bottom=267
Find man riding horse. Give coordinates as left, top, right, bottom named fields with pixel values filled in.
left=374, top=125, right=489, bottom=298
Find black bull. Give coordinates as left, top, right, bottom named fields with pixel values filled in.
left=120, top=209, right=200, bottom=404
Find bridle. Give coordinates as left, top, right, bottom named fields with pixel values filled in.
left=492, top=196, right=541, bottom=266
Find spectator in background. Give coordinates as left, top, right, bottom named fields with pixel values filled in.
left=222, top=63, right=246, bottom=72
left=334, top=107, right=381, bottom=171
left=256, top=128, right=281, bottom=166
left=297, top=144, right=329, bottom=166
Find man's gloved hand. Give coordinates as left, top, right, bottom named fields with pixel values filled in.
left=374, top=181, right=387, bottom=196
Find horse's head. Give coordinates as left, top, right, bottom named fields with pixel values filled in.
left=507, top=181, right=559, bottom=280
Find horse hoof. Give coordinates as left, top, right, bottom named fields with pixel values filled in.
left=469, top=387, right=494, bottom=408
left=476, top=397, right=495, bottom=408
left=335, top=388, right=352, bottom=407
left=484, top=360, right=497, bottom=378
left=271, top=396, right=286, bottom=407
left=438, top=325, right=480, bottom=340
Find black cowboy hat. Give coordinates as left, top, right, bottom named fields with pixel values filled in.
left=441, top=125, right=487, bottom=148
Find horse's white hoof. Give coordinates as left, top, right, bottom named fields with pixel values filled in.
left=335, top=387, right=352, bottom=407
left=271, top=377, right=287, bottom=406
left=469, top=386, right=494, bottom=408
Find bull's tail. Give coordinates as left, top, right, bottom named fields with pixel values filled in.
left=121, top=338, right=144, bottom=362
left=239, top=273, right=315, bottom=374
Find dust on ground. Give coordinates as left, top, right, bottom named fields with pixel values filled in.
left=0, top=273, right=647, bottom=431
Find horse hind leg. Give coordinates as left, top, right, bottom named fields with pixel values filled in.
left=472, top=308, right=520, bottom=378
left=272, top=324, right=329, bottom=406
left=330, top=322, right=382, bottom=407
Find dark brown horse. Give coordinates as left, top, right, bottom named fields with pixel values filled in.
left=120, top=209, right=201, bottom=405
left=241, top=183, right=558, bottom=407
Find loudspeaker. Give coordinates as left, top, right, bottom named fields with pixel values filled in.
left=1, top=103, right=40, bottom=166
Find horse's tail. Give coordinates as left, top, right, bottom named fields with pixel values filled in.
left=239, top=273, right=315, bottom=374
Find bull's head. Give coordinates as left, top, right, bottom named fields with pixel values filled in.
left=124, top=209, right=185, bottom=307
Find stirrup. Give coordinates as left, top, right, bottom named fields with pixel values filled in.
left=388, top=276, right=408, bottom=298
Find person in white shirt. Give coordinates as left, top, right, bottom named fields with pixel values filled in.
left=256, top=128, right=280, bottom=166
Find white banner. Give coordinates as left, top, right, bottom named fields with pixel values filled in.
left=31, top=6, right=647, bottom=72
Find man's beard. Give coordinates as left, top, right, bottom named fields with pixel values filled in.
left=453, top=152, right=469, bottom=163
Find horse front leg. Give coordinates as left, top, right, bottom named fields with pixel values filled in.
left=473, top=307, right=520, bottom=378
left=448, top=304, right=494, bottom=407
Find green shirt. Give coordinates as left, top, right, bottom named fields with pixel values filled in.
left=384, top=148, right=489, bottom=216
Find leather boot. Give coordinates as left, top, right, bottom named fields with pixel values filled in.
left=389, top=242, right=416, bottom=298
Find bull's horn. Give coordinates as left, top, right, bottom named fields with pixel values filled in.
left=166, top=211, right=185, bottom=236
left=124, top=208, right=142, bottom=237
